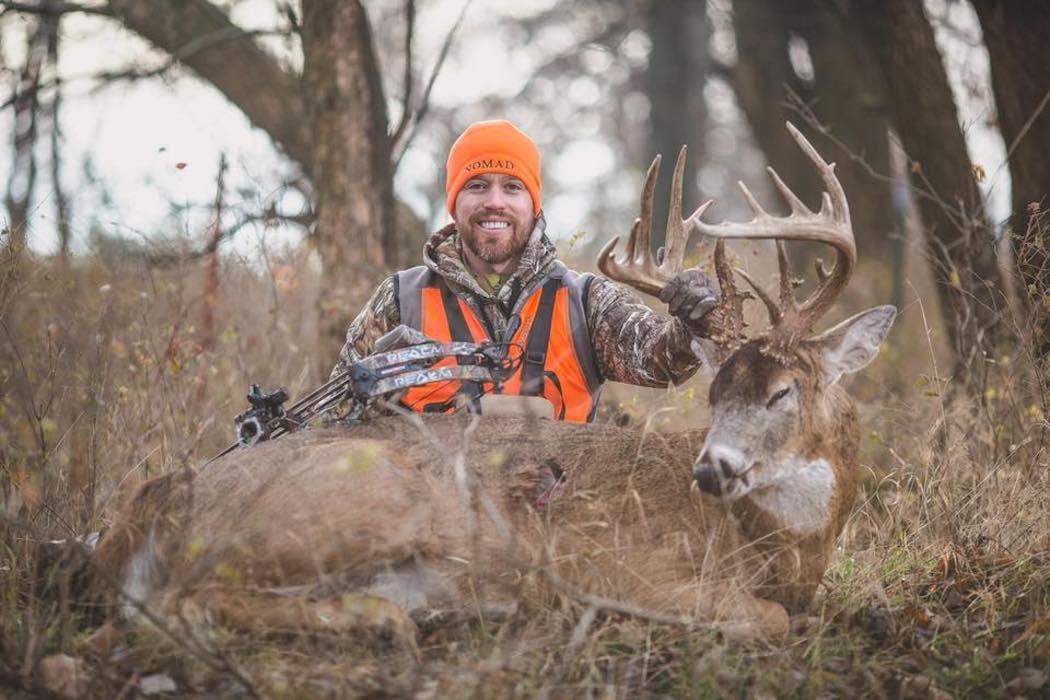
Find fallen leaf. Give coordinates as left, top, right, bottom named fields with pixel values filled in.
left=35, top=654, right=86, bottom=699
left=1014, top=616, right=1050, bottom=646
left=1005, top=668, right=1046, bottom=692
left=140, top=672, right=178, bottom=695
left=905, top=605, right=932, bottom=627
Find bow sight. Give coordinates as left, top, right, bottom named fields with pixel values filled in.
left=234, top=385, right=292, bottom=447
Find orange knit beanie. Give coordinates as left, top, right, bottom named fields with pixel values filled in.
left=445, top=120, right=542, bottom=216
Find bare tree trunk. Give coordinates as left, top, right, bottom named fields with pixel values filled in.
left=971, top=0, right=1050, bottom=356
left=645, top=0, right=708, bottom=251
left=3, top=15, right=49, bottom=252
left=730, top=1, right=823, bottom=212
left=201, top=154, right=227, bottom=353
left=301, top=0, right=395, bottom=358
left=792, top=1, right=895, bottom=264
left=43, top=5, right=71, bottom=260
left=106, top=0, right=311, bottom=170
left=729, top=1, right=895, bottom=265
left=100, top=0, right=425, bottom=364
left=850, top=0, right=1010, bottom=389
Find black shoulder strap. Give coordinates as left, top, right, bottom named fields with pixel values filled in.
left=520, top=277, right=562, bottom=396
left=438, top=280, right=483, bottom=409
left=439, top=282, right=475, bottom=344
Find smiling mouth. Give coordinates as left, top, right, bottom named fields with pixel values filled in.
left=477, top=220, right=511, bottom=231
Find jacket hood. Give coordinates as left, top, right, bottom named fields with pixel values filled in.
left=421, top=216, right=558, bottom=306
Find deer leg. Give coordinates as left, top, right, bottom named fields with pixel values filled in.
left=715, top=595, right=790, bottom=639
left=182, top=587, right=419, bottom=655
left=657, top=583, right=790, bottom=638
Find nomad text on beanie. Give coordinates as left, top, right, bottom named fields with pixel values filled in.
left=445, top=120, right=542, bottom=216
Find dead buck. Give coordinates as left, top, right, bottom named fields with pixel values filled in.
left=89, top=123, right=894, bottom=645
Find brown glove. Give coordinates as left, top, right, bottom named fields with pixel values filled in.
left=659, top=268, right=719, bottom=334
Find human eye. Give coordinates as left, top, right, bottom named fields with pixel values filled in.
left=504, top=179, right=525, bottom=193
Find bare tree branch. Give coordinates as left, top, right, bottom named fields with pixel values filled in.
left=3, top=10, right=48, bottom=250
left=389, top=0, right=415, bottom=148
left=106, top=0, right=311, bottom=171
left=0, top=0, right=111, bottom=17
left=0, top=26, right=292, bottom=113
left=392, top=0, right=468, bottom=170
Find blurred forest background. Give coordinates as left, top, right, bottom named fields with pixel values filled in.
left=1, top=0, right=1048, bottom=697
left=2, top=0, right=1047, bottom=374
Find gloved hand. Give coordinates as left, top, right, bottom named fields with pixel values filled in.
left=373, top=324, right=433, bottom=353
left=659, top=268, right=719, bottom=333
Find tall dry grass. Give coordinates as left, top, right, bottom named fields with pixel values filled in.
left=0, top=227, right=1046, bottom=697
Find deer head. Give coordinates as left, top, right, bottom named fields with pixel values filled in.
left=598, top=122, right=895, bottom=540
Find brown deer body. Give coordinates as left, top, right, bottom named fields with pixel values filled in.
left=90, top=124, right=895, bottom=642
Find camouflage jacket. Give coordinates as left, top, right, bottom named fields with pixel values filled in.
left=330, top=218, right=705, bottom=388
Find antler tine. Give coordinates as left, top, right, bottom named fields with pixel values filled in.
left=598, top=155, right=661, bottom=295
left=662, top=146, right=691, bottom=274
left=767, top=165, right=813, bottom=216
left=690, top=121, right=857, bottom=338
left=737, top=180, right=769, bottom=219
left=784, top=122, right=856, bottom=326
left=814, top=258, right=830, bottom=284
left=699, top=239, right=750, bottom=355
left=786, top=122, right=849, bottom=224
left=633, top=154, right=659, bottom=260
left=598, top=148, right=710, bottom=298
left=735, top=266, right=781, bottom=325
left=775, top=240, right=795, bottom=309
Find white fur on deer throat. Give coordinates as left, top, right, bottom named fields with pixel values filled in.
left=747, top=457, right=835, bottom=536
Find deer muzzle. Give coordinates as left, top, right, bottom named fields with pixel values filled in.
left=694, top=443, right=752, bottom=497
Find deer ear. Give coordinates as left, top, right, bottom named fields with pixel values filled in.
left=810, top=305, right=896, bottom=384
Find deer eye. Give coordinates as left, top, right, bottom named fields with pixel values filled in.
left=766, top=386, right=791, bottom=409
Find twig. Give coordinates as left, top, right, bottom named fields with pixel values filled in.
left=78, top=547, right=262, bottom=697
left=0, top=509, right=259, bottom=694
left=0, top=28, right=291, bottom=112
left=555, top=603, right=597, bottom=683
left=985, top=88, right=1050, bottom=209
left=784, top=87, right=973, bottom=234
left=389, top=0, right=415, bottom=148
left=0, top=0, right=112, bottom=17
left=392, top=0, right=469, bottom=170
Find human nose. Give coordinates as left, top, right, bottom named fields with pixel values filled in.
left=478, top=187, right=509, bottom=210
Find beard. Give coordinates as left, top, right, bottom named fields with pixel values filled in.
left=456, top=214, right=533, bottom=264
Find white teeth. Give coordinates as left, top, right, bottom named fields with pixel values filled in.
left=479, top=221, right=510, bottom=230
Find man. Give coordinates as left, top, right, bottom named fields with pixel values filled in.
left=330, top=119, right=718, bottom=422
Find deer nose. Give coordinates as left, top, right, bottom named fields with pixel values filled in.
left=693, top=443, right=749, bottom=495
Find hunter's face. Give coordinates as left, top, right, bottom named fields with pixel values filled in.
left=453, top=173, right=535, bottom=271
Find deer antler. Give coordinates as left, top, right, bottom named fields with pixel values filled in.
left=705, top=239, right=750, bottom=353
left=693, top=122, right=856, bottom=353
left=598, top=146, right=710, bottom=297
left=597, top=146, right=750, bottom=353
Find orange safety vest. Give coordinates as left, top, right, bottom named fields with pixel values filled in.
left=394, top=264, right=602, bottom=422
